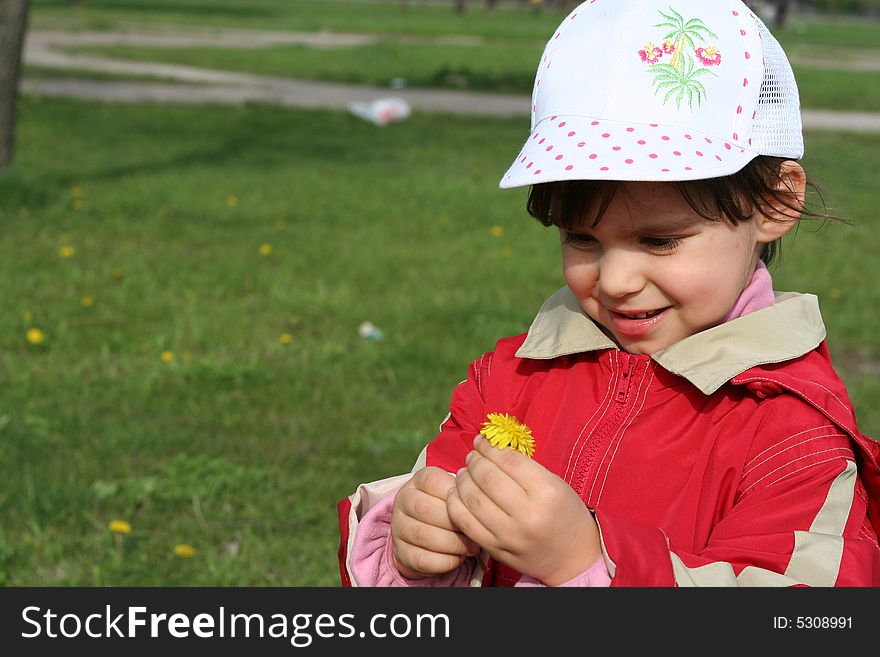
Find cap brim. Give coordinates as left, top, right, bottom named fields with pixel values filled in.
left=499, top=115, right=759, bottom=188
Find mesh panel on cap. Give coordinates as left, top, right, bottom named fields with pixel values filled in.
left=751, top=17, right=804, bottom=158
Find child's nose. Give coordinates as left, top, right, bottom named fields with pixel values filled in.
left=597, top=249, right=647, bottom=299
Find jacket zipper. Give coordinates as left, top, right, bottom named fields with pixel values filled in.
left=570, top=352, right=641, bottom=505
left=615, top=354, right=636, bottom=403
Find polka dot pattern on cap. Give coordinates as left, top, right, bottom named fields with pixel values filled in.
left=502, top=117, right=751, bottom=185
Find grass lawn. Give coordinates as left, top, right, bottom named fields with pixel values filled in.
left=60, top=41, right=880, bottom=111
left=30, top=1, right=880, bottom=112
left=1, top=96, right=878, bottom=586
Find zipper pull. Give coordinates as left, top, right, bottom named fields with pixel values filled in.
left=614, top=355, right=636, bottom=403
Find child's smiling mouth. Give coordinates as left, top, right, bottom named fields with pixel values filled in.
left=608, top=306, right=671, bottom=336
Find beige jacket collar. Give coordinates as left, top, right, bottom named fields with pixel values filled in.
left=515, top=286, right=826, bottom=395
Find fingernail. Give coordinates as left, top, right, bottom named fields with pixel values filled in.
left=457, top=466, right=467, bottom=477
left=465, top=450, right=474, bottom=464
left=473, top=435, right=483, bottom=447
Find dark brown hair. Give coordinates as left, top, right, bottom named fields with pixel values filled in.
left=526, top=156, right=839, bottom=266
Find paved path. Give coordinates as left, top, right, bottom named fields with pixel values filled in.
left=20, top=26, right=880, bottom=131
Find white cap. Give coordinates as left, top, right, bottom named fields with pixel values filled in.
left=500, top=0, right=803, bottom=188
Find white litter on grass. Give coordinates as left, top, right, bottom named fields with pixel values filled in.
left=348, top=97, right=411, bottom=126
left=358, top=321, right=384, bottom=341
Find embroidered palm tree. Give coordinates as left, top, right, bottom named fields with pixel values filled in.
left=649, top=53, right=714, bottom=110
left=646, top=7, right=720, bottom=111
left=655, top=7, right=717, bottom=70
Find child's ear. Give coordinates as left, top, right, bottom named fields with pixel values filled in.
left=755, top=160, right=807, bottom=243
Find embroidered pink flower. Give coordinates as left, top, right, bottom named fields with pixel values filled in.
left=662, top=40, right=675, bottom=54
left=638, top=42, right=663, bottom=64
left=695, top=45, right=722, bottom=66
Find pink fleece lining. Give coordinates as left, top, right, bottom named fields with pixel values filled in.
left=723, top=260, right=775, bottom=322
left=350, top=493, right=474, bottom=587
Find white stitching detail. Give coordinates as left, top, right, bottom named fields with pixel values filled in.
left=744, top=425, right=836, bottom=470
left=734, top=374, right=850, bottom=425
left=741, top=432, right=849, bottom=481
left=740, top=454, right=855, bottom=498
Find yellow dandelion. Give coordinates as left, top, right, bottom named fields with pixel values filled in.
left=226, top=195, right=238, bottom=206
left=108, top=520, right=131, bottom=534
left=259, top=243, right=272, bottom=256
left=80, top=296, right=94, bottom=308
left=489, top=225, right=505, bottom=238
left=174, top=544, right=197, bottom=557
left=479, top=412, right=536, bottom=458
left=829, top=288, right=841, bottom=300
left=59, top=245, right=75, bottom=258
left=72, top=199, right=84, bottom=211
left=279, top=333, right=293, bottom=345
left=160, top=351, right=175, bottom=363
left=26, top=327, right=46, bottom=345
left=69, top=187, right=83, bottom=198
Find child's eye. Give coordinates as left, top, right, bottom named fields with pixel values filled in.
left=641, top=236, right=683, bottom=251
left=561, top=232, right=597, bottom=247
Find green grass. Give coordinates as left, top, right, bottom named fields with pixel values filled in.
left=0, top=97, right=878, bottom=585
left=30, top=0, right=566, bottom=37
left=63, top=41, right=880, bottom=111
left=30, top=1, right=880, bottom=111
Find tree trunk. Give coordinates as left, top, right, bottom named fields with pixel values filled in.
left=0, top=0, right=31, bottom=175
left=775, top=0, right=792, bottom=28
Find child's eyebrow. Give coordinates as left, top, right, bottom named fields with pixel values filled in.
left=624, top=214, right=704, bottom=235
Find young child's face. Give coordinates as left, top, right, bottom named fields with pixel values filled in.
left=561, top=182, right=763, bottom=355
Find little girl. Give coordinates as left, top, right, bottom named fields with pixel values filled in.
left=337, top=0, right=880, bottom=587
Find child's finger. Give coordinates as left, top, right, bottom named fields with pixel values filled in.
left=392, top=541, right=466, bottom=579
left=472, top=435, right=542, bottom=489
left=411, top=466, right=457, bottom=500
left=392, top=512, right=477, bottom=557
left=446, top=483, right=495, bottom=549
left=451, top=466, right=511, bottom=539
left=464, top=449, right=526, bottom=516
left=396, top=487, right=461, bottom=532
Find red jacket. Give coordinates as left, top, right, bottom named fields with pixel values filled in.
left=338, top=289, right=880, bottom=586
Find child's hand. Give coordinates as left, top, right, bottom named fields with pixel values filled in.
left=391, top=466, right=480, bottom=580
left=447, top=436, right=601, bottom=586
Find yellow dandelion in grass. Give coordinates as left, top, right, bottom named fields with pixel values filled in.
left=69, top=187, right=83, bottom=198
left=59, top=245, right=75, bottom=258
left=108, top=520, right=131, bottom=534
left=489, top=225, right=505, bottom=238
left=26, top=327, right=46, bottom=345
left=160, top=351, right=175, bottom=363
left=174, top=544, right=197, bottom=558
left=279, top=333, right=293, bottom=345
left=80, top=296, right=94, bottom=308
left=830, top=288, right=841, bottom=300
left=226, top=195, right=238, bottom=207
left=259, top=243, right=272, bottom=256
left=72, top=199, right=84, bottom=211
left=480, top=412, right=536, bottom=458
